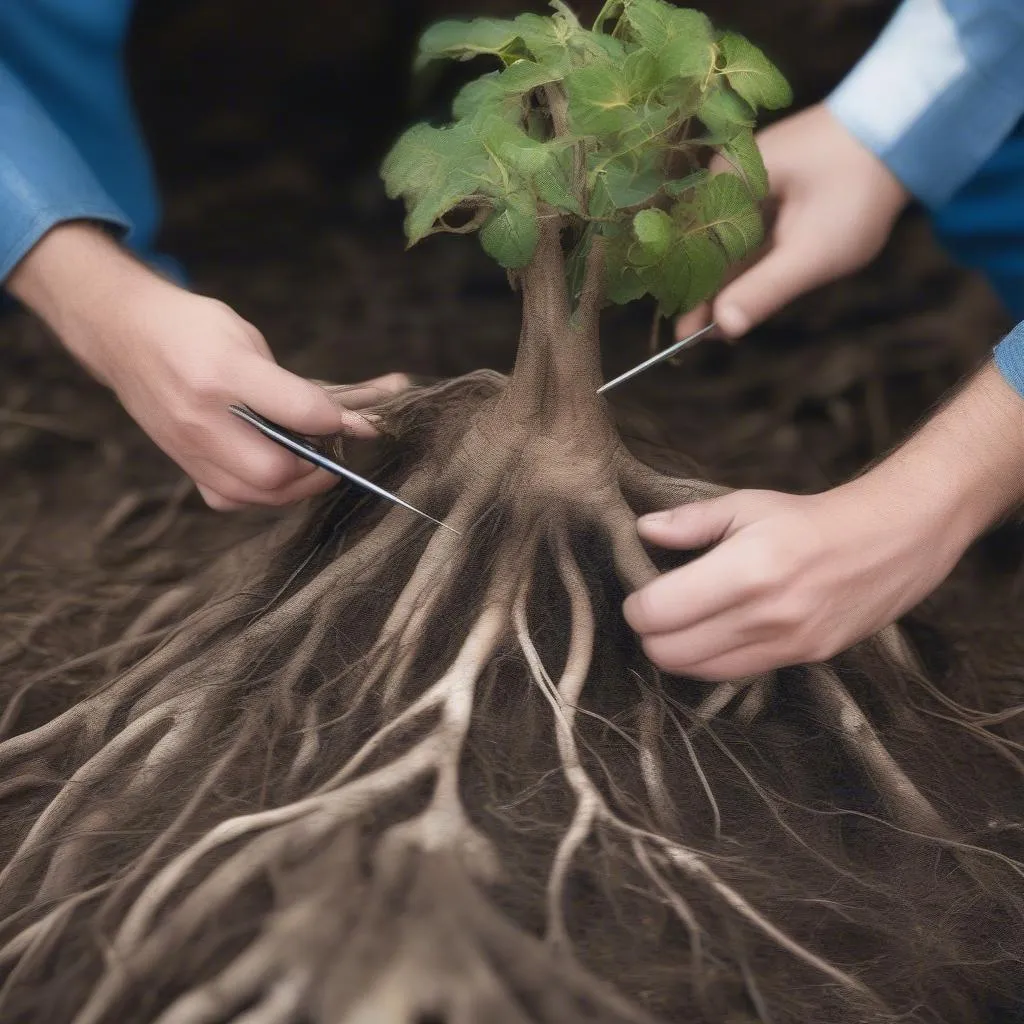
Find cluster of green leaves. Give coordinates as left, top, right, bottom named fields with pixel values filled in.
left=381, top=0, right=791, bottom=316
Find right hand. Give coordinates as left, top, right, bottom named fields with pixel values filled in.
left=8, top=222, right=412, bottom=510
left=675, top=103, right=911, bottom=342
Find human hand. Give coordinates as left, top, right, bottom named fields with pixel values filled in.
left=8, top=222, right=412, bottom=510
left=675, top=103, right=910, bottom=342
left=622, top=482, right=966, bottom=681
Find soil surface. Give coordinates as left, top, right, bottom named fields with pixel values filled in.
left=2, top=0, right=1022, bottom=755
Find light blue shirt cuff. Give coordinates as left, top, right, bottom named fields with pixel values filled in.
left=994, top=321, right=1024, bottom=398
left=1, top=61, right=131, bottom=282
left=826, top=0, right=1024, bottom=208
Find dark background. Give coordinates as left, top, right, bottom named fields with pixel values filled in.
left=1, top=0, right=1021, bottom=692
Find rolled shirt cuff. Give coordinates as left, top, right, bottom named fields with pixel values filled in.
left=994, top=320, right=1024, bottom=398
left=826, top=0, right=1024, bottom=208
left=1, top=61, right=132, bottom=282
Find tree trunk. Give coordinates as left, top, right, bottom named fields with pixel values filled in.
left=503, top=218, right=608, bottom=426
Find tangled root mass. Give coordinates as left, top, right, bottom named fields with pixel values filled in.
left=1, top=226, right=1023, bottom=1024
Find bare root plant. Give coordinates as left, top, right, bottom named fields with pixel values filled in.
left=2, top=3, right=1023, bottom=1022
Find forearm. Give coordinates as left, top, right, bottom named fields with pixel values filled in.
left=7, top=221, right=164, bottom=386
left=847, top=358, right=1024, bottom=554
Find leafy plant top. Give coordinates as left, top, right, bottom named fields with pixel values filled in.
left=382, top=0, right=791, bottom=318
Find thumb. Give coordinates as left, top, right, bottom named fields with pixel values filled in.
left=241, top=359, right=378, bottom=439
left=637, top=496, right=739, bottom=550
left=711, top=243, right=830, bottom=339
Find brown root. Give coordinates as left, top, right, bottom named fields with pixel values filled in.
left=1, top=345, right=1022, bottom=1024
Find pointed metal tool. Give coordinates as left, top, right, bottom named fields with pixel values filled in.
left=597, top=322, right=717, bottom=395
left=228, top=404, right=460, bottom=535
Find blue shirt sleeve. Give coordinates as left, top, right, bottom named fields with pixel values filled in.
left=0, top=59, right=130, bottom=283
left=826, top=0, right=1024, bottom=208
left=994, top=321, right=1024, bottom=397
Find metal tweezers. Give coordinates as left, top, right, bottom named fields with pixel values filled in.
left=228, top=403, right=460, bottom=535
left=597, top=322, right=717, bottom=394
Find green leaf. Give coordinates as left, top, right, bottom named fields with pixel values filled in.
left=638, top=233, right=727, bottom=315
left=663, top=169, right=709, bottom=196
left=632, top=208, right=673, bottom=264
left=657, top=29, right=715, bottom=80
left=513, top=13, right=570, bottom=65
left=564, top=63, right=637, bottom=135
left=622, top=1, right=714, bottom=79
left=534, top=146, right=582, bottom=214
left=605, top=232, right=648, bottom=305
left=623, top=49, right=662, bottom=97
left=718, top=32, right=792, bottom=110
left=480, top=191, right=540, bottom=268
left=603, top=158, right=664, bottom=209
left=382, top=123, right=495, bottom=245
left=415, top=18, right=525, bottom=71
left=697, top=84, right=754, bottom=140
left=592, top=0, right=625, bottom=35
left=452, top=74, right=521, bottom=122
left=689, top=173, right=763, bottom=261
left=719, top=129, right=769, bottom=199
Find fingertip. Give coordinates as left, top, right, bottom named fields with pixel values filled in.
left=196, top=483, right=246, bottom=512
left=714, top=303, right=751, bottom=339
left=339, top=411, right=381, bottom=440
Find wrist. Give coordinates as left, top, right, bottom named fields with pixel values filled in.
left=847, top=362, right=1024, bottom=556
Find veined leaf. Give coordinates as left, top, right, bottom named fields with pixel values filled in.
left=718, top=32, right=792, bottom=110
left=564, top=63, right=637, bottom=135
left=663, top=169, right=709, bottom=196
left=597, top=156, right=664, bottom=211
left=415, top=18, right=525, bottom=71
left=622, top=1, right=714, bottom=80
left=638, top=233, right=727, bottom=315
left=480, top=191, right=540, bottom=268
left=689, top=172, right=763, bottom=260
left=534, top=146, right=582, bottom=214
left=453, top=74, right=520, bottom=123
left=382, top=123, right=495, bottom=244
left=719, top=128, right=769, bottom=199
left=474, top=114, right=582, bottom=214
left=605, top=230, right=648, bottom=305
left=697, top=84, right=755, bottom=141
left=513, top=12, right=570, bottom=65
left=623, top=49, right=662, bottom=97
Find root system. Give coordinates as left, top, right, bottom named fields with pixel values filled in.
left=1, top=222, right=1022, bottom=1024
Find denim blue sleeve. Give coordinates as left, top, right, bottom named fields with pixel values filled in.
left=826, top=0, right=1024, bottom=209
left=994, top=321, right=1024, bottom=397
left=0, top=60, right=130, bottom=283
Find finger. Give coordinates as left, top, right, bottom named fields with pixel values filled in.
left=673, top=301, right=714, bottom=343
left=636, top=497, right=737, bottom=551
left=671, top=641, right=796, bottom=683
left=192, top=417, right=317, bottom=493
left=192, top=458, right=338, bottom=508
left=238, top=359, right=378, bottom=439
left=325, top=373, right=412, bottom=410
left=639, top=604, right=783, bottom=676
left=196, top=483, right=247, bottom=512
left=710, top=242, right=833, bottom=339
left=623, top=535, right=762, bottom=637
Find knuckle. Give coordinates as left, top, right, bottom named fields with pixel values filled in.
left=382, top=372, right=411, bottom=392
left=740, top=547, right=785, bottom=594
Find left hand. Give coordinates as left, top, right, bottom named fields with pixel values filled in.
left=623, top=483, right=968, bottom=681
